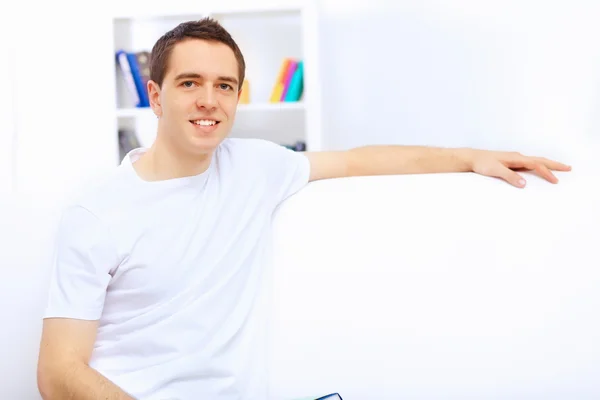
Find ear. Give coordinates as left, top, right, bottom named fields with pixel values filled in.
left=148, top=80, right=162, bottom=117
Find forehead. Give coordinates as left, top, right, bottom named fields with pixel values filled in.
left=165, top=39, right=238, bottom=80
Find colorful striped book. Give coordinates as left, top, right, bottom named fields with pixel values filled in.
left=269, top=57, right=304, bottom=102
left=269, top=58, right=292, bottom=102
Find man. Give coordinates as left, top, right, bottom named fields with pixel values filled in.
left=36, top=18, right=571, bottom=400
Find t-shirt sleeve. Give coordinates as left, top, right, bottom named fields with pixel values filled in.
left=241, top=138, right=310, bottom=206
left=43, top=205, right=120, bottom=321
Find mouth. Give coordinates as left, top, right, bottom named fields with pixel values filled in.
left=190, top=118, right=221, bottom=134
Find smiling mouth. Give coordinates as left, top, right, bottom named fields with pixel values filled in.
left=190, top=119, right=221, bottom=126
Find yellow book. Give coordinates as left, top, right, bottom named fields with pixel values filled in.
left=269, top=82, right=284, bottom=103
left=269, top=58, right=291, bottom=102
left=239, top=79, right=250, bottom=104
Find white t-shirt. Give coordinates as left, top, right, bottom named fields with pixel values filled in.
left=43, top=138, right=311, bottom=400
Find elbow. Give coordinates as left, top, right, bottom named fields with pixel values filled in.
left=37, top=361, right=62, bottom=400
left=37, top=366, right=53, bottom=400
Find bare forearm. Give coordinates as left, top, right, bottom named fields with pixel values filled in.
left=347, top=145, right=473, bottom=176
left=39, top=363, right=134, bottom=400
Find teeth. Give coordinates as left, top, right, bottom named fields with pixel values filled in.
left=194, top=120, right=217, bottom=126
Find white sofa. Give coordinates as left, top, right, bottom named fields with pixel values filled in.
left=1, top=170, right=599, bottom=399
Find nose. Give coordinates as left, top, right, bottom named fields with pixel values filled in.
left=195, top=85, right=217, bottom=109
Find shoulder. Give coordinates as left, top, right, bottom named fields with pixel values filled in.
left=55, top=172, right=124, bottom=264
left=217, top=138, right=310, bottom=203
left=61, top=164, right=132, bottom=219
left=217, top=138, right=307, bottom=167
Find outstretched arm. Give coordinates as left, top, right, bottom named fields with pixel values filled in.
left=304, top=145, right=571, bottom=188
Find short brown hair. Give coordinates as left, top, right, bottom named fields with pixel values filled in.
left=149, top=17, right=246, bottom=89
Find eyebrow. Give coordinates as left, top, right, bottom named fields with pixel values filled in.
left=174, top=72, right=239, bottom=87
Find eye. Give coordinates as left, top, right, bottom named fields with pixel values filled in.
left=218, top=83, right=233, bottom=91
left=182, top=81, right=196, bottom=88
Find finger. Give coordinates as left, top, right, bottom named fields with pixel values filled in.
left=509, top=158, right=559, bottom=183
left=536, top=163, right=559, bottom=183
left=493, top=165, right=526, bottom=188
left=504, top=158, right=536, bottom=170
left=531, top=157, right=571, bottom=171
left=506, top=155, right=571, bottom=172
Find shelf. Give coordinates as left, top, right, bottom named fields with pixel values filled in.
left=116, top=101, right=305, bottom=118
left=112, top=3, right=304, bottom=21
left=111, top=1, right=321, bottom=151
left=239, top=101, right=305, bottom=111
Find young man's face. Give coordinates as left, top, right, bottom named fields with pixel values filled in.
left=150, top=38, right=241, bottom=155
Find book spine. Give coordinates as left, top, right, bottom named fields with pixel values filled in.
left=126, top=52, right=149, bottom=107
left=116, top=50, right=140, bottom=107
left=269, top=58, right=291, bottom=102
left=279, top=60, right=298, bottom=101
left=284, top=60, right=303, bottom=102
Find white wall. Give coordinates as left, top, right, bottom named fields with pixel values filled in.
left=5, top=0, right=600, bottom=195
left=0, top=8, right=17, bottom=193
left=9, top=4, right=118, bottom=197
left=317, top=0, right=600, bottom=164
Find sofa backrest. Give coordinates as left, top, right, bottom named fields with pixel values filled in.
left=267, top=171, right=600, bottom=399
left=1, top=170, right=598, bottom=399
left=0, top=193, right=63, bottom=399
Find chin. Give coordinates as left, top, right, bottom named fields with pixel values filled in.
left=188, top=135, right=225, bottom=155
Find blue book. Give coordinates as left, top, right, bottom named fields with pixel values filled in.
left=115, top=50, right=140, bottom=107
left=126, top=52, right=150, bottom=107
left=284, top=60, right=304, bottom=102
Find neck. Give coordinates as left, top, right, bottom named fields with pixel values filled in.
left=133, top=135, right=212, bottom=182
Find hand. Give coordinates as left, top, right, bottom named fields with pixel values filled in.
left=465, top=149, right=572, bottom=188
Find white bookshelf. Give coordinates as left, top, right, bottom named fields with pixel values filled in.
left=115, top=101, right=307, bottom=118
left=110, top=1, right=322, bottom=161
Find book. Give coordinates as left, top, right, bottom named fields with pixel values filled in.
left=284, top=60, right=303, bottom=102
left=294, top=393, right=343, bottom=400
left=239, top=79, right=250, bottom=104
left=135, top=51, right=151, bottom=90
left=118, top=129, right=141, bottom=161
left=282, top=141, right=306, bottom=152
left=125, top=52, right=149, bottom=108
left=115, top=50, right=140, bottom=107
left=279, top=59, right=299, bottom=101
left=269, top=58, right=292, bottom=102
